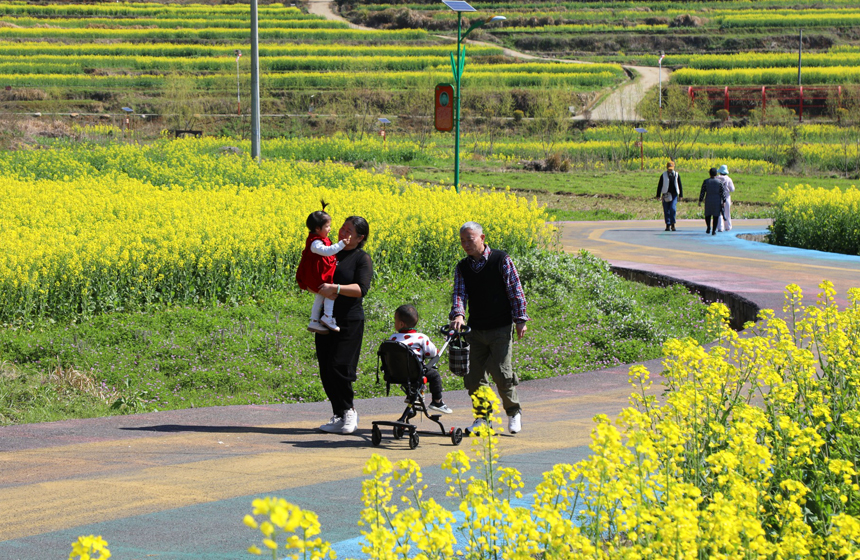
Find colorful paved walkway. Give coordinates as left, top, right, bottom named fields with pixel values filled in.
left=2, top=219, right=859, bottom=560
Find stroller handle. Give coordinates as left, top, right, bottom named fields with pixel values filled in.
left=428, top=325, right=471, bottom=369
left=438, top=324, right=471, bottom=338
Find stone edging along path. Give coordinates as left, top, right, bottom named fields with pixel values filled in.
left=611, top=264, right=761, bottom=330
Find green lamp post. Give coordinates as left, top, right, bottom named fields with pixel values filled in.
left=442, top=1, right=505, bottom=193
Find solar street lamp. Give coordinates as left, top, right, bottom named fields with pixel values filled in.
left=122, top=106, right=133, bottom=132
left=442, top=0, right=505, bottom=193
left=250, top=0, right=261, bottom=161
left=235, top=49, right=242, bottom=116
left=378, top=117, right=390, bottom=147
left=635, top=127, right=647, bottom=170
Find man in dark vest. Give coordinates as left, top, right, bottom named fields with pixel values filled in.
left=450, top=222, right=529, bottom=435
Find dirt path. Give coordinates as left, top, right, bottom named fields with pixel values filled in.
left=304, top=0, right=667, bottom=120
left=585, top=65, right=671, bottom=121
left=306, top=0, right=374, bottom=30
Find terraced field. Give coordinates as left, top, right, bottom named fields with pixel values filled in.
left=0, top=1, right=625, bottom=120
left=339, top=0, right=860, bottom=58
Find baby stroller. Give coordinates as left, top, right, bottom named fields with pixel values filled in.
left=371, top=326, right=470, bottom=449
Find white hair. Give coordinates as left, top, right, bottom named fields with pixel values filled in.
left=460, top=221, right=483, bottom=235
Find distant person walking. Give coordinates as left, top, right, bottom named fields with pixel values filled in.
left=699, top=168, right=728, bottom=235
left=655, top=161, right=683, bottom=231
left=715, top=164, right=735, bottom=231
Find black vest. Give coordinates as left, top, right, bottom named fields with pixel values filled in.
left=458, top=249, right=512, bottom=330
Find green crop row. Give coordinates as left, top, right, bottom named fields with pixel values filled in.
left=579, top=123, right=860, bottom=145
left=719, top=11, right=860, bottom=27
left=664, top=52, right=860, bottom=70
left=181, top=131, right=856, bottom=175
left=830, top=45, right=860, bottom=52
left=0, top=57, right=621, bottom=75
left=0, top=41, right=503, bottom=58
left=0, top=1, right=304, bottom=17
left=1, top=16, right=348, bottom=29
left=0, top=56, right=447, bottom=74
left=491, top=23, right=668, bottom=34
left=1, top=69, right=624, bottom=90
left=0, top=27, right=429, bottom=42
left=673, top=66, right=860, bottom=86
left=347, top=0, right=860, bottom=9
left=373, top=6, right=822, bottom=23
left=484, top=138, right=858, bottom=172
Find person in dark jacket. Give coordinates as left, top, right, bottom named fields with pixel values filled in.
left=699, top=168, right=728, bottom=235
left=450, top=222, right=528, bottom=435
left=655, top=161, right=683, bottom=231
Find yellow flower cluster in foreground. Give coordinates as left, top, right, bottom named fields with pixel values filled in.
left=243, top=497, right=334, bottom=559
left=0, top=139, right=549, bottom=321
left=68, top=535, right=110, bottom=560
left=234, top=283, right=860, bottom=559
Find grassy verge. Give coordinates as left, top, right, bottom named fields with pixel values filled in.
left=0, top=251, right=710, bottom=425
left=409, top=167, right=860, bottom=204
left=405, top=167, right=859, bottom=221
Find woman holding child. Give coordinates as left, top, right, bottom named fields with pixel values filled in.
left=313, top=216, right=372, bottom=435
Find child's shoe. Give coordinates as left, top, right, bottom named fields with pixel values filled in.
left=308, top=320, right=328, bottom=334
left=320, top=315, right=340, bottom=332
left=428, top=401, right=453, bottom=414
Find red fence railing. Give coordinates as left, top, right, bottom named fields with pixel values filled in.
left=685, top=85, right=858, bottom=121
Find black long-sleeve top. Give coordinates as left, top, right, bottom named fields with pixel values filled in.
left=332, top=248, right=373, bottom=321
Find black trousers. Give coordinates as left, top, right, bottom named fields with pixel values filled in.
left=425, top=366, right=444, bottom=403
left=705, top=214, right=717, bottom=231
left=315, top=319, right=364, bottom=416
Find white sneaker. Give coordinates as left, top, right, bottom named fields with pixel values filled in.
left=428, top=401, right=453, bottom=414
left=466, top=417, right=487, bottom=435
left=508, top=412, right=522, bottom=434
left=342, top=408, right=358, bottom=434
left=308, top=320, right=328, bottom=334
left=319, top=415, right=344, bottom=433
left=320, top=315, right=340, bottom=332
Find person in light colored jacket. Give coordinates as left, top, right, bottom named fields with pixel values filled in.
left=715, top=164, right=735, bottom=231
left=655, top=161, right=683, bottom=232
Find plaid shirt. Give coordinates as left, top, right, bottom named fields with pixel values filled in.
left=450, top=245, right=529, bottom=324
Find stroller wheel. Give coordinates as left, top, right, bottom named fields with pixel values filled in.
left=451, top=427, right=463, bottom=446
left=409, top=432, right=420, bottom=450
left=393, top=425, right=404, bottom=440
left=371, top=425, right=382, bottom=447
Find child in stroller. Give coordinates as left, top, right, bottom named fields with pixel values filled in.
left=371, top=306, right=464, bottom=449
left=388, top=304, right=452, bottom=414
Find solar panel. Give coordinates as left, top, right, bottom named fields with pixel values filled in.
left=635, top=127, right=647, bottom=133
left=378, top=117, right=391, bottom=124
left=443, top=0, right=476, bottom=12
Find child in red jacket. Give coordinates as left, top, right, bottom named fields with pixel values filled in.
left=295, top=204, right=350, bottom=333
